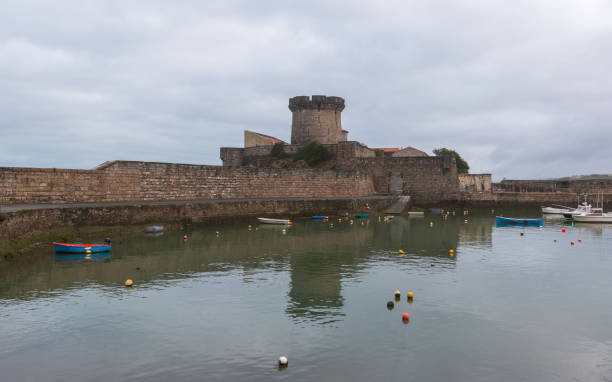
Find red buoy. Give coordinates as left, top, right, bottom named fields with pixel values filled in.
left=562, top=228, right=566, bottom=233
left=570, top=241, right=575, bottom=246
left=578, top=238, right=582, bottom=243
left=183, top=235, right=188, bottom=240
left=553, top=240, right=557, bottom=243
left=402, top=313, right=410, bottom=321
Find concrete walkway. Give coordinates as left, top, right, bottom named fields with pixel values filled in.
left=0, top=195, right=394, bottom=213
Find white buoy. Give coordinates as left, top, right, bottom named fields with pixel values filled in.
left=279, top=356, right=288, bottom=366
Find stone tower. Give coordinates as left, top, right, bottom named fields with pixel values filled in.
left=289, top=95, right=347, bottom=145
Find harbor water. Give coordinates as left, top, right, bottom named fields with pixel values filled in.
left=1, top=209, right=611, bottom=381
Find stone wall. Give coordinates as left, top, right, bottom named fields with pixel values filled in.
left=495, top=178, right=612, bottom=193
left=0, top=196, right=395, bottom=245
left=459, top=174, right=492, bottom=192
left=0, top=161, right=375, bottom=205
left=349, top=156, right=461, bottom=202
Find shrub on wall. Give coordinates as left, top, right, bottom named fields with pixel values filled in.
left=433, top=148, right=470, bottom=173
left=293, top=141, right=333, bottom=166
left=270, top=142, right=289, bottom=158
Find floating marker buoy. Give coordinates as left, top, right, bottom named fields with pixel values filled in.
left=248, top=225, right=252, bottom=230
left=398, top=249, right=404, bottom=254
left=216, top=231, right=220, bottom=236
left=339, top=218, right=342, bottom=222
left=278, top=356, right=288, bottom=367
left=578, top=238, right=582, bottom=243
left=449, top=249, right=454, bottom=254
left=520, top=232, right=524, bottom=236
left=330, top=223, right=334, bottom=228
left=282, top=229, right=286, bottom=235
left=407, top=291, right=414, bottom=299
left=429, top=222, right=433, bottom=227
left=402, top=312, right=410, bottom=321
left=394, top=290, right=401, bottom=299
left=554, top=239, right=557, bottom=243
left=125, top=279, right=133, bottom=287
left=431, top=263, right=435, bottom=267
left=183, top=235, right=188, bottom=240
left=562, top=228, right=566, bottom=233
left=571, top=241, right=575, bottom=246
left=387, top=301, right=394, bottom=309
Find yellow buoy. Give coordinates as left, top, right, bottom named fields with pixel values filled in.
left=407, top=291, right=414, bottom=299
left=398, top=249, right=404, bottom=254
left=429, top=222, right=434, bottom=227
left=125, top=279, right=133, bottom=287
left=449, top=249, right=454, bottom=253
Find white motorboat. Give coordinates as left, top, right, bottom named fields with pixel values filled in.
left=541, top=206, right=572, bottom=214
left=257, top=217, right=292, bottom=225
left=572, top=208, right=612, bottom=223
left=562, top=196, right=593, bottom=219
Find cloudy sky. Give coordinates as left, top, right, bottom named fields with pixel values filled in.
left=1, top=0, right=610, bottom=180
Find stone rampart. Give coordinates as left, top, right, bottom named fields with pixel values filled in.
left=495, top=178, right=612, bottom=193
left=0, top=162, right=375, bottom=205
left=459, top=174, right=492, bottom=192
left=350, top=156, right=461, bottom=202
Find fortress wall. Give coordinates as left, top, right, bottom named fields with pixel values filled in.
left=354, top=156, right=461, bottom=202
left=459, top=174, right=492, bottom=192
left=495, top=178, right=612, bottom=193
left=0, top=162, right=375, bottom=205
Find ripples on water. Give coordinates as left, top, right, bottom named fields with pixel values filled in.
left=1, top=208, right=611, bottom=381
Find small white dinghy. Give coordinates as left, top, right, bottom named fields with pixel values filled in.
left=257, top=217, right=292, bottom=225
left=541, top=206, right=572, bottom=214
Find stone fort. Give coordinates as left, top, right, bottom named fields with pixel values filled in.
left=221, top=95, right=480, bottom=200
left=0, top=95, right=497, bottom=211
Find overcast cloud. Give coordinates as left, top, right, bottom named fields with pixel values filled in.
left=1, top=0, right=611, bottom=180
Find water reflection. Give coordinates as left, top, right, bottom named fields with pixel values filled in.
left=54, top=253, right=111, bottom=262
left=0, top=211, right=498, bottom=323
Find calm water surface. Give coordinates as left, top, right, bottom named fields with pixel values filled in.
left=1, top=209, right=611, bottom=381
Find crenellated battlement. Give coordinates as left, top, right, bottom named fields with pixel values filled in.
left=289, top=95, right=345, bottom=112
left=289, top=95, right=346, bottom=144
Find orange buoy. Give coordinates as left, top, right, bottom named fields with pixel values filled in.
left=402, top=312, right=410, bottom=321
left=125, top=279, right=133, bottom=287
left=578, top=238, right=582, bottom=243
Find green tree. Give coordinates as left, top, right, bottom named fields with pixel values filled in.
left=293, top=141, right=333, bottom=166
left=270, top=142, right=288, bottom=158
left=433, top=148, right=469, bottom=173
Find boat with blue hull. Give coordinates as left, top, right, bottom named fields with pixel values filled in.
left=54, top=242, right=111, bottom=253
left=496, top=216, right=543, bottom=225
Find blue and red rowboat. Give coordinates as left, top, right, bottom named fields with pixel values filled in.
left=54, top=242, right=111, bottom=253
left=495, top=216, right=543, bottom=225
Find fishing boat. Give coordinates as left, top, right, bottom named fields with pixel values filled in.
left=572, top=189, right=611, bottom=223
left=561, top=195, right=592, bottom=219
left=495, top=216, right=543, bottom=225
left=54, top=242, right=112, bottom=253
left=257, top=217, right=292, bottom=225
left=572, top=209, right=612, bottom=223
